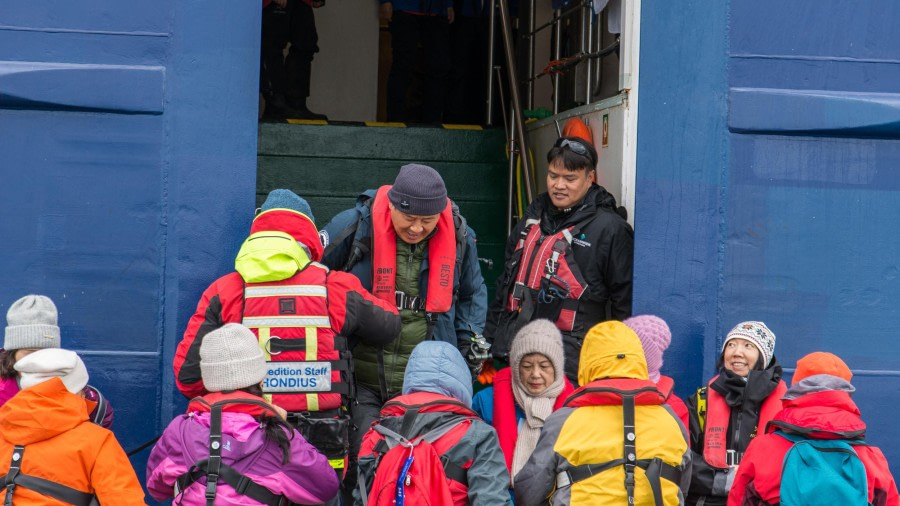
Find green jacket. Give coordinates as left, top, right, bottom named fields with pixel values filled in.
left=353, top=237, right=429, bottom=395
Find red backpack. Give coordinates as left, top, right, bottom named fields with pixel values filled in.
left=359, top=397, right=476, bottom=506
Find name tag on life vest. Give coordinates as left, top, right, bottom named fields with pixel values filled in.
left=263, top=361, right=332, bottom=393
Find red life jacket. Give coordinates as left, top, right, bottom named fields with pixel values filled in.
left=492, top=367, right=574, bottom=473
left=656, top=375, right=689, bottom=430
left=505, top=215, right=595, bottom=331
left=702, top=376, right=787, bottom=469
left=241, top=263, right=351, bottom=413
left=370, top=185, right=456, bottom=313
left=360, top=392, right=477, bottom=506
left=187, top=391, right=280, bottom=418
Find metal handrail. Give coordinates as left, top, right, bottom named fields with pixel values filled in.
left=485, top=0, right=617, bottom=124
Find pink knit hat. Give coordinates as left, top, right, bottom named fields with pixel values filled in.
left=623, top=315, right=671, bottom=382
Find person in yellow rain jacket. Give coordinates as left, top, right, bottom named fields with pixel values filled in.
left=514, top=320, right=691, bottom=505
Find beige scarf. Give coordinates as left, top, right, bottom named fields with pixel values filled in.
left=510, top=370, right=565, bottom=478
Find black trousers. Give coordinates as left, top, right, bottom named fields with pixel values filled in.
left=445, top=15, right=488, bottom=124
left=340, top=384, right=396, bottom=504
left=386, top=11, right=451, bottom=123
left=260, top=0, right=318, bottom=103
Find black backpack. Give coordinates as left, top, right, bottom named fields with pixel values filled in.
left=175, top=398, right=292, bottom=506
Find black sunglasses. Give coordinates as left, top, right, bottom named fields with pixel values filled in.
left=554, top=138, right=596, bottom=165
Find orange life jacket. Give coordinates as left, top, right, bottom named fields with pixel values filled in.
left=370, top=185, right=456, bottom=313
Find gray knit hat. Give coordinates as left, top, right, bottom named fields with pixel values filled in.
left=200, top=323, right=267, bottom=392
left=387, top=164, right=448, bottom=216
left=509, top=319, right=566, bottom=381
left=4, top=295, right=61, bottom=351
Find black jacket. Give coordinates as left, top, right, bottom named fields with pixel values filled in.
left=485, top=184, right=634, bottom=383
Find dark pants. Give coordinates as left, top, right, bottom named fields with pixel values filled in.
left=340, top=384, right=396, bottom=505
left=445, top=15, right=487, bottom=124
left=260, top=0, right=318, bottom=104
left=386, top=11, right=451, bottom=123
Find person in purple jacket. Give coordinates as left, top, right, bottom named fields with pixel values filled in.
left=0, top=294, right=113, bottom=428
left=147, top=323, right=339, bottom=505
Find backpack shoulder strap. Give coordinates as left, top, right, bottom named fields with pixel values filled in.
left=177, top=461, right=288, bottom=506
left=86, top=385, right=109, bottom=426
left=1, top=445, right=98, bottom=506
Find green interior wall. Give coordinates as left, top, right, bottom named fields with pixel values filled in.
left=257, top=123, right=509, bottom=297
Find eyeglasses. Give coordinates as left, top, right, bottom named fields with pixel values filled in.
left=555, top=138, right=596, bottom=165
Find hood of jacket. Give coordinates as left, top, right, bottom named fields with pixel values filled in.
left=768, top=376, right=866, bottom=439
left=0, top=377, right=90, bottom=445
left=235, top=208, right=324, bottom=283
left=578, top=320, right=648, bottom=386
left=402, top=341, right=473, bottom=407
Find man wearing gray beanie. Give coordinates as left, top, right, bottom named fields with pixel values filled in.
left=320, top=163, right=488, bottom=503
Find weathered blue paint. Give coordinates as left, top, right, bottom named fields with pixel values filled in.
left=638, top=0, right=900, bottom=466
left=0, top=0, right=260, bottom=500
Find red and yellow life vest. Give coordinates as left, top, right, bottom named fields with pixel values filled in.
left=506, top=217, right=592, bottom=331
left=370, top=185, right=456, bottom=313
left=702, top=376, right=787, bottom=469
left=241, top=263, right=350, bottom=413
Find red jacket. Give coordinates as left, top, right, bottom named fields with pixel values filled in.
left=657, top=374, right=689, bottom=429
left=173, top=207, right=400, bottom=399
left=728, top=389, right=899, bottom=506
left=491, top=366, right=574, bottom=473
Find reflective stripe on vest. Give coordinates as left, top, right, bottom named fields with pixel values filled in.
left=242, top=263, right=349, bottom=413
left=506, top=219, right=589, bottom=331
left=702, top=376, right=787, bottom=469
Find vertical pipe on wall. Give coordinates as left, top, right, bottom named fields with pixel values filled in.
left=584, top=4, right=593, bottom=104
left=498, top=0, right=533, bottom=205
left=553, top=9, right=561, bottom=114
left=486, top=0, right=497, bottom=126
left=527, top=0, right=536, bottom=109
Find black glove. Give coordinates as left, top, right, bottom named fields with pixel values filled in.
left=463, top=333, right=491, bottom=377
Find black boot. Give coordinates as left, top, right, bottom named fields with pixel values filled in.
left=287, top=98, right=329, bottom=121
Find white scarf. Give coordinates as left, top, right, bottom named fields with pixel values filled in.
left=510, top=370, right=565, bottom=478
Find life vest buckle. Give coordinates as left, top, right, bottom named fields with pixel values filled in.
left=265, top=335, right=283, bottom=356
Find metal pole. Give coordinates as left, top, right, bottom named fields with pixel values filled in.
left=485, top=0, right=497, bottom=126
left=527, top=0, right=536, bottom=109
left=497, top=0, right=534, bottom=203
left=507, top=114, right=517, bottom=236
left=584, top=4, right=593, bottom=104
left=552, top=9, right=561, bottom=114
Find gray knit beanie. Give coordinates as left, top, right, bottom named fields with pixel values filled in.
left=4, top=295, right=61, bottom=351
left=200, top=323, right=268, bottom=392
left=509, top=319, right=566, bottom=381
left=387, top=164, right=448, bottom=216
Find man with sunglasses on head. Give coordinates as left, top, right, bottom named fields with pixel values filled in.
left=486, top=118, right=634, bottom=385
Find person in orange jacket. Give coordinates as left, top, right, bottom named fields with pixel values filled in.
left=0, top=348, right=145, bottom=504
